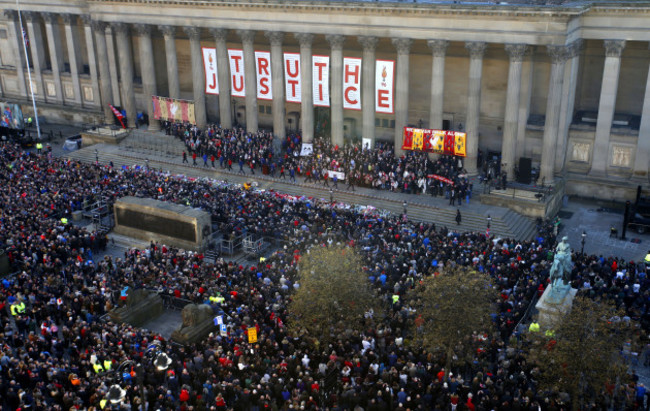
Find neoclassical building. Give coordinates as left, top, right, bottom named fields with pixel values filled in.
left=0, top=0, right=649, bottom=200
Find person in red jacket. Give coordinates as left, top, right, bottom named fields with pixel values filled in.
left=215, top=393, right=226, bottom=410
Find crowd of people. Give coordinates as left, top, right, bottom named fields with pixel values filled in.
left=167, top=122, right=472, bottom=203
left=1, top=140, right=649, bottom=410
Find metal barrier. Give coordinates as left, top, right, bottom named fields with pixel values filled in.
left=220, top=235, right=243, bottom=255
left=243, top=235, right=266, bottom=256
left=159, top=294, right=193, bottom=311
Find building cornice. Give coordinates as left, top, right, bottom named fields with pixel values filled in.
left=84, top=0, right=588, bottom=19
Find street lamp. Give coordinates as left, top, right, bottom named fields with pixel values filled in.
left=487, top=215, right=492, bottom=229
left=145, top=159, right=149, bottom=170
left=581, top=231, right=587, bottom=254
left=329, top=189, right=333, bottom=204
left=153, top=352, right=172, bottom=371
left=106, top=384, right=126, bottom=404
left=95, top=149, right=99, bottom=163
left=403, top=201, right=407, bottom=216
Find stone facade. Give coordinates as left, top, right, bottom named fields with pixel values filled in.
left=1, top=1, right=650, bottom=198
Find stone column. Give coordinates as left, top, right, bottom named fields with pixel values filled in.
left=184, top=26, right=206, bottom=128
left=237, top=30, right=258, bottom=133
left=81, top=15, right=100, bottom=108
left=159, top=25, right=180, bottom=99
left=266, top=31, right=285, bottom=139
left=539, top=45, right=569, bottom=184
left=555, top=40, right=582, bottom=174
left=24, top=12, right=46, bottom=101
left=464, top=42, right=487, bottom=175
left=427, top=39, right=448, bottom=130
left=42, top=13, right=64, bottom=103
left=92, top=20, right=113, bottom=120
left=590, top=40, right=625, bottom=177
left=358, top=36, right=378, bottom=144
left=113, top=23, right=136, bottom=127
left=295, top=33, right=314, bottom=142
left=392, top=37, right=412, bottom=154
left=105, top=26, right=121, bottom=106
left=62, top=14, right=82, bottom=105
left=632, top=53, right=650, bottom=182
left=516, top=48, right=534, bottom=159
left=501, top=44, right=527, bottom=181
left=211, top=28, right=232, bottom=129
left=327, top=34, right=344, bottom=147
left=3, top=10, right=27, bottom=98
left=135, top=24, right=159, bottom=131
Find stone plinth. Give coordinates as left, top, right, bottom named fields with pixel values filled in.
left=81, top=127, right=129, bottom=146
left=113, top=196, right=211, bottom=251
left=171, top=304, right=215, bottom=345
left=109, top=288, right=163, bottom=327
left=535, top=285, right=577, bottom=329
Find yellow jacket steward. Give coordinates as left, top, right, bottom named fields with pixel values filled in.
left=10, top=301, right=25, bottom=315
left=529, top=322, right=540, bottom=333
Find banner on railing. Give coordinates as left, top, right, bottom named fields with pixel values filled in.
left=402, top=127, right=466, bottom=157
left=426, top=174, right=454, bottom=185
left=152, top=96, right=196, bottom=125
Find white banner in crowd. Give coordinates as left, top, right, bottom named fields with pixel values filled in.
left=375, top=60, right=394, bottom=114
left=343, top=57, right=361, bottom=110
left=284, top=53, right=301, bottom=103
left=327, top=170, right=346, bottom=181
left=299, top=143, right=313, bottom=156
left=228, top=49, right=245, bottom=98
left=202, top=47, right=219, bottom=95
left=312, top=55, right=330, bottom=107
left=362, top=138, right=372, bottom=150
left=255, top=51, right=272, bottom=100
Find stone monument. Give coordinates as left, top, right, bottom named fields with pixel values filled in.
left=535, top=236, right=578, bottom=327
left=171, top=304, right=215, bottom=345
left=113, top=196, right=212, bottom=251
left=109, top=288, right=163, bottom=327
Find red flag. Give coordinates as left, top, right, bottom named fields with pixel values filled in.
left=109, top=104, right=126, bottom=129
left=402, top=127, right=414, bottom=150
left=443, top=131, right=455, bottom=156
left=152, top=96, right=161, bottom=120
left=422, top=129, right=433, bottom=152
left=181, top=100, right=189, bottom=123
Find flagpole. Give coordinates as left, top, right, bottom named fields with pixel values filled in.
left=16, top=0, right=41, bottom=141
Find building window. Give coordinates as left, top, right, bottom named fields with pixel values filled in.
left=266, top=106, right=272, bottom=114
left=390, top=120, right=395, bottom=129
left=259, top=105, right=265, bottom=114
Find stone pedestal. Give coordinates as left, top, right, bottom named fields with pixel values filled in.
left=109, top=289, right=164, bottom=327
left=171, top=304, right=215, bottom=345
left=535, top=285, right=577, bottom=329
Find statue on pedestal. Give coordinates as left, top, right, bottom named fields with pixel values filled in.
left=547, top=236, right=573, bottom=302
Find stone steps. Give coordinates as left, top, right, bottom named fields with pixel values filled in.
left=65, top=145, right=537, bottom=241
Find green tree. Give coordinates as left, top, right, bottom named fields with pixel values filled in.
left=408, top=267, right=498, bottom=377
left=529, top=296, right=634, bottom=411
left=287, top=245, right=380, bottom=347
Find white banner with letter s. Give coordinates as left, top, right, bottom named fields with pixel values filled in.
left=300, top=143, right=313, bottom=156
left=202, top=47, right=219, bottom=95
left=312, top=55, right=330, bottom=107
left=228, top=49, right=245, bottom=98
left=375, top=59, right=394, bottom=114
left=284, top=53, right=301, bottom=103
left=255, top=51, right=272, bottom=100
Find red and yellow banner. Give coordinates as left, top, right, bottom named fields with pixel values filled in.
left=402, top=127, right=466, bottom=157
left=152, top=96, right=196, bottom=125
